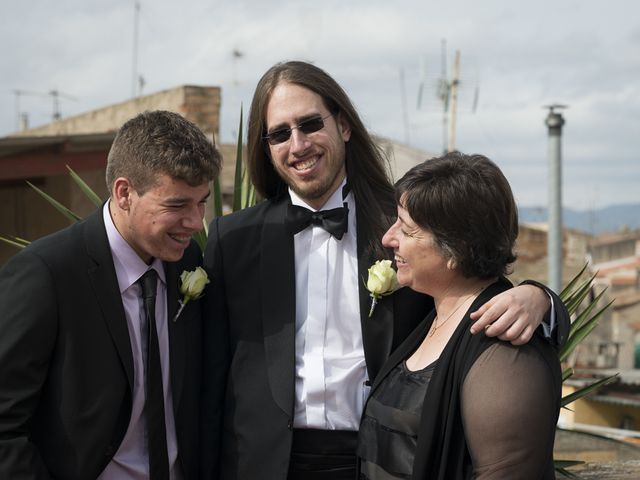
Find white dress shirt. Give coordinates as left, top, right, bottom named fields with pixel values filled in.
left=291, top=179, right=368, bottom=430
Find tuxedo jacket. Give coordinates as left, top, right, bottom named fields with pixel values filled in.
left=201, top=195, right=435, bottom=480
left=0, top=207, right=203, bottom=479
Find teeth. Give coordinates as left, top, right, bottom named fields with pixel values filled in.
left=293, top=158, right=317, bottom=171
left=169, top=234, right=190, bottom=243
left=395, top=255, right=406, bottom=264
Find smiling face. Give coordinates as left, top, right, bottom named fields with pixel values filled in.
left=382, top=202, right=449, bottom=295
left=265, top=82, right=351, bottom=209
left=110, top=173, right=210, bottom=264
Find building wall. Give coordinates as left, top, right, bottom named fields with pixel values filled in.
left=12, top=86, right=221, bottom=139
left=0, top=174, right=77, bottom=263
left=590, top=238, right=639, bottom=265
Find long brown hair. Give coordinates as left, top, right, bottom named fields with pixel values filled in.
left=247, top=61, right=395, bottom=258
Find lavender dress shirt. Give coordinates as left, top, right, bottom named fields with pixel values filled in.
left=98, top=203, right=182, bottom=480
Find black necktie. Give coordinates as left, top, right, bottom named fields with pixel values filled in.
left=139, top=269, right=169, bottom=480
left=285, top=204, right=349, bottom=239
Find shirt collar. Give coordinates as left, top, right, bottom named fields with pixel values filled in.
left=289, top=177, right=350, bottom=211
left=103, top=201, right=165, bottom=293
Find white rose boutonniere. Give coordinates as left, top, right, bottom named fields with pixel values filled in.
left=365, top=260, right=398, bottom=318
left=173, top=266, right=210, bottom=322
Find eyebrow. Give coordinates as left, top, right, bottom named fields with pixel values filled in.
left=163, top=191, right=211, bottom=205
left=397, top=211, right=410, bottom=226
left=267, top=112, right=324, bottom=133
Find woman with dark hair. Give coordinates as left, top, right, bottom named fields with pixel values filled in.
left=357, top=152, right=562, bottom=479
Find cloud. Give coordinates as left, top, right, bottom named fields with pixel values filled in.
left=1, top=0, right=638, bottom=209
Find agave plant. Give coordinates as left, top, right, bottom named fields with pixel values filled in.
left=554, top=263, right=616, bottom=477
left=558, top=263, right=617, bottom=404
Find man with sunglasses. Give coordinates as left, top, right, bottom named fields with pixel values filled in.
left=201, top=61, right=568, bottom=480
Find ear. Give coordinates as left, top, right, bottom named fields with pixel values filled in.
left=112, top=177, right=135, bottom=212
left=447, top=258, right=457, bottom=270
left=336, top=113, right=352, bottom=142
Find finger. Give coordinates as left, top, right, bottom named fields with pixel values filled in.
left=469, top=301, right=490, bottom=320
left=501, top=324, right=534, bottom=346
left=482, top=312, right=518, bottom=337
left=470, top=300, right=508, bottom=334
left=495, top=317, right=530, bottom=343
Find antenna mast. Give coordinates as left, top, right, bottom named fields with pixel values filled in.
left=399, top=67, right=410, bottom=144
left=132, top=0, right=141, bottom=98
left=436, top=39, right=449, bottom=154
left=447, top=50, right=461, bottom=153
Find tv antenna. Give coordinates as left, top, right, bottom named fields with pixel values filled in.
left=12, top=88, right=77, bottom=129
left=417, top=39, right=479, bottom=153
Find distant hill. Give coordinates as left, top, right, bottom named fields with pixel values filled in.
left=519, top=204, right=640, bottom=235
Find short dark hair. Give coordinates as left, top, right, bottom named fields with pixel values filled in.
left=247, top=61, right=396, bottom=259
left=396, top=152, right=518, bottom=278
left=106, top=110, right=221, bottom=194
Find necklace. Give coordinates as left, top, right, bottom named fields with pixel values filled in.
left=428, top=284, right=486, bottom=337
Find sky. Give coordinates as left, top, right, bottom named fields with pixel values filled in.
left=2, top=0, right=638, bottom=210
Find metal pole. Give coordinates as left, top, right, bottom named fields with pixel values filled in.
left=132, top=1, right=140, bottom=98
left=545, top=105, right=566, bottom=293
left=448, top=50, right=460, bottom=152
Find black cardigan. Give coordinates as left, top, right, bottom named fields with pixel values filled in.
left=361, top=278, right=563, bottom=480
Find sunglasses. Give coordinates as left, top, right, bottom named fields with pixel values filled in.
left=263, top=113, right=334, bottom=145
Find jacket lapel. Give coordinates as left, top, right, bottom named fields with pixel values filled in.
left=84, top=207, right=134, bottom=390
left=165, top=260, right=186, bottom=410
left=261, top=198, right=297, bottom=417
left=356, top=210, right=395, bottom=382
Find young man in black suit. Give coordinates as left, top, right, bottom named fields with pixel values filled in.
left=0, top=110, right=221, bottom=479
left=201, top=61, right=568, bottom=479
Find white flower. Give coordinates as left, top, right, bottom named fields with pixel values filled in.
left=173, top=267, right=210, bottom=322
left=365, top=260, right=398, bottom=318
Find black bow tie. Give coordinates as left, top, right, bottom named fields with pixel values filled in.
left=286, top=203, right=349, bottom=240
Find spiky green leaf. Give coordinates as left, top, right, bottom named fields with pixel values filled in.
left=568, top=290, right=611, bottom=337
left=0, top=235, right=30, bottom=249
left=559, top=264, right=589, bottom=301
left=192, top=228, right=208, bottom=256
left=561, top=374, right=618, bottom=408
left=66, top=166, right=102, bottom=207
left=560, top=299, right=614, bottom=362
left=562, top=274, right=598, bottom=315
left=27, top=181, right=82, bottom=223
left=562, top=367, right=574, bottom=382
left=212, top=176, right=223, bottom=218
left=232, top=105, right=245, bottom=212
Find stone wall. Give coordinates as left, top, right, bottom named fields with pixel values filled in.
left=12, top=85, right=221, bottom=138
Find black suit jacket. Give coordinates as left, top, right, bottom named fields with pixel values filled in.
left=200, top=195, right=432, bottom=480
left=0, top=207, right=203, bottom=479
